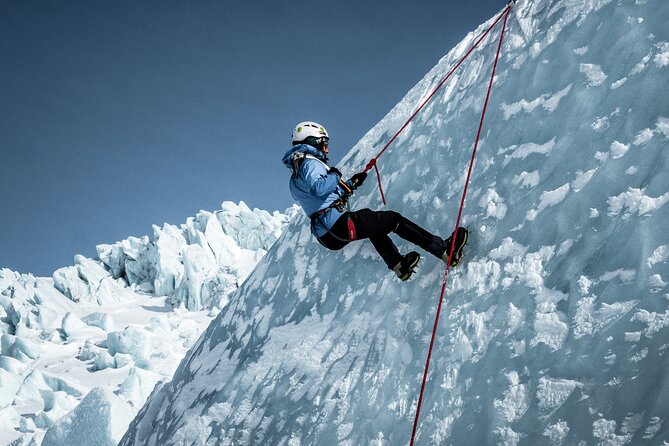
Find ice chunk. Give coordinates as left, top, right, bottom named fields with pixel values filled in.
left=94, top=350, right=115, bottom=371
left=81, top=312, right=114, bottom=331
left=1, top=334, right=41, bottom=362
left=0, top=406, right=20, bottom=432
left=96, top=243, right=126, bottom=279
left=60, top=312, right=85, bottom=338
left=116, top=367, right=161, bottom=408
left=0, top=368, right=20, bottom=408
left=42, top=388, right=135, bottom=446
left=107, top=328, right=152, bottom=362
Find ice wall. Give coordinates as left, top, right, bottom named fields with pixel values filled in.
left=121, top=0, right=669, bottom=444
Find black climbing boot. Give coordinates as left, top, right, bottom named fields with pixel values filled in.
left=393, top=251, right=421, bottom=281
left=442, top=227, right=468, bottom=267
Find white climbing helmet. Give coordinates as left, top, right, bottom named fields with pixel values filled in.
left=291, top=121, right=329, bottom=144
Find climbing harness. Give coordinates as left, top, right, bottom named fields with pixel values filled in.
left=356, top=4, right=514, bottom=445
left=310, top=209, right=357, bottom=248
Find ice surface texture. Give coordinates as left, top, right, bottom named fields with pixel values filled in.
left=121, top=0, right=669, bottom=444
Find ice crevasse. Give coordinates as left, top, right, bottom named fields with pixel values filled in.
left=121, top=0, right=669, bottom=444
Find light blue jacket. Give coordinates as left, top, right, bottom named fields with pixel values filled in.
left=282, top=144, right=352, bottom=236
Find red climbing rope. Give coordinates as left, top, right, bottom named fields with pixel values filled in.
left=362, top=6, right=511, bottom=205
left=409, top=6, right=512, bottom=445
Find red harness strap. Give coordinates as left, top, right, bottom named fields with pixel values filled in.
left=347, top=217, right=357, bottom=241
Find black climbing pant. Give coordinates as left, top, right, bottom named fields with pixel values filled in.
left=315, top=208, right=446, bottom=269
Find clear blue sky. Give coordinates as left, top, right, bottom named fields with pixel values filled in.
left=1, top=0, right=505, bottom=276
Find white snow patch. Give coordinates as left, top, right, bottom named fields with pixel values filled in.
left=647, top=245, right=669, bottom=268
left=574, top=297, right=639, bottom=338
left=655, top=117, right=669, bottom=139
left=501, top=138, right=556, bottom=166
left=592, top=116, right=610, bottom=132
left=625, top=166, right=638, bottom=175
left=479, top=189, right=507, bottom=220
left=506, top=303, right=525, bottom=336
left=592, top=418, right=632, bottom=445
left=490, top=238, right=529, bottom=260
left=494, top=372, right=530, bottom=423
left=607, top=188, right=669, bottom=218
left=599, top=269, right=636, bottom=283
left=572, top=169, right=597, bottom=192
left=633, top=128, right=654, bottom=145
left=573, top=46, right=588, bottom=56
left=624, top=332, right=641, bottom=342
left=653, top=41, right=669, bottom=67
left=501, top=84, right=572, bottom=119
left=580, top=64, right=607, bottom=86
left=512, top=171, right=540, bottom=188
left=609, top=141, right=630, bottom=159
left=537, top=377, right=579, bottom=413
left=632, top=309, right=669, bottom=336
left=578, top=276, right=593, bottom=295
left=630, top=52, right=652, bottom=76
left=532, top=312, right=569, bottom=351
left=649, top=274, right=667, bottom=288
left=610, top=78, right=627, bottom=89
left=527, top=184, right=570, bottom=221
left=630, top=348, right=648, bottom=363
left=543, top=420, right=570, bottom=445
left=643, top=417, right=662, bottom=439
left=495, top=427, right=521, bottom=446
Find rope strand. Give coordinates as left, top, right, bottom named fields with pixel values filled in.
left=409, top=6, right=512, bottom=445
left=362, top=7, right=511, bottom=207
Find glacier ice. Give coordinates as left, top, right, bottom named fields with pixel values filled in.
left=41, top=388, right=134, bottom=446
left=120, top=0, right=669, bottom=444
left=0, top=202, right=293, bottom=444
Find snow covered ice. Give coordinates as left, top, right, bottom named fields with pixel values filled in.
left=118, top=0, right=669, bottom=444
left=0, top=202, right=295, bottom=445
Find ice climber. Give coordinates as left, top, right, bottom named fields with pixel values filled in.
left=282, top=121, right=468, bottom=281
